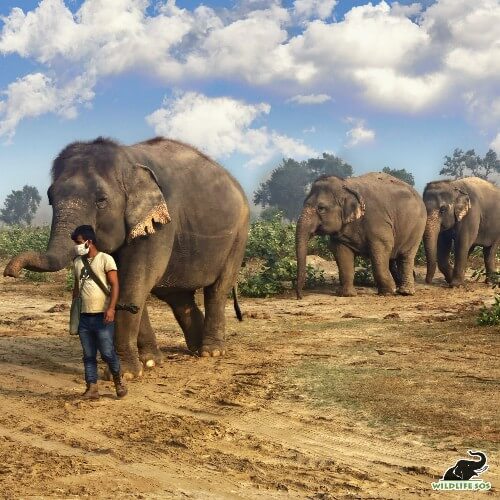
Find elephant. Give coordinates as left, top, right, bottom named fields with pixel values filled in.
left=442, top=451, right=488, bottom=480
left=296, top=173, right=426, bottom=298
left=423, top=177, right=500, bottom=286
left=4, top=137, right=249, bottom=378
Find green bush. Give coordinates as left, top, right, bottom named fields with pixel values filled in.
left=0, top=225, right=50, bottom=257
left=354, top=256, right=375, bottom=286
left=477, top=295, right=500, bottom=326
left=66, top=268, right=75, bottom=291
left=23, top=270, right=50, bottom=282
left=240, top=213, right=326, bottom=297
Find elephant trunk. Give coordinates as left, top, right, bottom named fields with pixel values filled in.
left=4, top=202, right=90, bottom=278
left=296, top=206, right=318, bottom=300
left=469, top=451, right=487, bottom=469
left=423, top=211, right=440, bottom=284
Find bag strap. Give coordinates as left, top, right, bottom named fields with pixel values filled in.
left=81, top=256, right=110, bottom=297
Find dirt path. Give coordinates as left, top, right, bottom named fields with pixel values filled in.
left=0, top=267, right=498, bottom=498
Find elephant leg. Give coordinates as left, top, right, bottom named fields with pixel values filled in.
left=389, top=259, right=402, bottom=287
left=137, top=305, right=163, bottom=368
left=165, top=291, right=205, bottom=353
left=113, top=238, right=172, bottom=379
left=396, top=251, right=417, bottom=296
left=450, top=235, right=474, bottom=287
left=437, top=232, right=453, bottom=283
left=370, top=241, right=395, bottom=295
left=484, top=244, right=498, bottom=283
left=200, top=232, right=247, bottom=357
left=333, top=244, right=356, bottom=296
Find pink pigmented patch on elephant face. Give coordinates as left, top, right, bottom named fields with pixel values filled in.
left=128, top=203, right=171, bottom=241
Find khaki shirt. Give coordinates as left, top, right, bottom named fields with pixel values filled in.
left=73, top=253, right=117, bottom=313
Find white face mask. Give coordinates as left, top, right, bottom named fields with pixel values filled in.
left=74, top=241, right=89, bottom=256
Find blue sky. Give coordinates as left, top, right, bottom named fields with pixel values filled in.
left=1, top=0, right=499, bottom=219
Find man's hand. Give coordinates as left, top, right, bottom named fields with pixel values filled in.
left=104, top=307, right=115, bottom=324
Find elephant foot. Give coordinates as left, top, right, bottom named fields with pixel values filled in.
left=184, top=332, right=203, bottom=354
left=338, top=287, right=357, bottom=297
left=139, top=349, right=163, bottom=370
left=397, top=286, right=415, bottom=296
left=104, top=359, right=143, bottom=381
left=199, top=340, right=226, bottom=358
left=377, top=287, right=395, bottom=296
left=449, top=279, right=464, bottom=288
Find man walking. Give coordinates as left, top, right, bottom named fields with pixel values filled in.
left=71, top=225, right=127, bottom=399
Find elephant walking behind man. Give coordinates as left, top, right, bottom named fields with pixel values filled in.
left=4, top=137, right=250, bottom=379
left=296, top=173, right=426, bottom=298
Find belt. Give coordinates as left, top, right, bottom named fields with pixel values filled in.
left=81, top=312, right=104, bottom=316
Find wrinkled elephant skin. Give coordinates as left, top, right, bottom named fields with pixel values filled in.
left=296, top=173, right=426, bottom=298
left=423, top=177, right=500, bottom=286
left=4, top=137, right=250, bottom=378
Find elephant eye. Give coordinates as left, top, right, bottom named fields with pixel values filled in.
left=96, top=196, right=108, bottom=209
left=439, top=205, right=447, bottom=214
left=317, top=204, right=327, bottom=214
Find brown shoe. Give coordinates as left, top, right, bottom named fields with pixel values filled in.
left=112, top=373, right=128, bottom=399
left=82, top=383, right=99, bottom=400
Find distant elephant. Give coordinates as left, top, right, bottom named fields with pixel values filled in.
left=4, top=137, right=249, bottom=378
left=442, top=451, right=488, bottom=480
left=296, top=173, right=426, bottom=298
left=423, top=177, right=500, bottom=286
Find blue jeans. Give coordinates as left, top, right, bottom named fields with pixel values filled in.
left=78, top=313, right=121, bottom=384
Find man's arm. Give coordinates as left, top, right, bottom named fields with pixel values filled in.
left=104, top=270, right=119, bottom=323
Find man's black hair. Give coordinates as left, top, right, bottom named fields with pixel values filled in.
left=71, top=225, right=98, bottom=244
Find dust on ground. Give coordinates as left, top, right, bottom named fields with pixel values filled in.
left=0, top=261, right=498, bottom=499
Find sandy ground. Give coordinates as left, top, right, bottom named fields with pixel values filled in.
left=0, top=263, right=498, bottom=499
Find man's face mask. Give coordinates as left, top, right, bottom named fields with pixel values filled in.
left=74, top=241, right=89, bottom=256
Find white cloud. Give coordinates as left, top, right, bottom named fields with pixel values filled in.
left=303, top=126, right=316, bottom=133
left=293, top=0, right=337, bottom=20
left=491, top=133, right=500, bottom=154
left=0, top=0, right=499, bottom=137
left=145, top=91, right=316, bottom=166
left=287, top=94, right=332, bottom=105
left=0, top=72, right=94, bottom=141
left=345, top=118, right=375, bottom=148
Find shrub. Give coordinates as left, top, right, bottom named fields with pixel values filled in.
left=473, top=269, right=500, bottom=325
left=240, top=213, right=326, bottom=297
left=0, top=225, right=50, bottom=257
left=23, top=270, right=50, bottom=282
left=354, top=256, right=375, bottom=286
left=477, top=296, right=500, bottom=326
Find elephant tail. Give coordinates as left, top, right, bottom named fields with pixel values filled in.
left=233, top=285, right=243, bottom=321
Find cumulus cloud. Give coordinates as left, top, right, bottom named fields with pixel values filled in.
left=0, top=72, right=94, bottom=141
left=0, top=0, right=499, bottom=137
left=491, top=133, right=500, bottom=154
left=293, top=0, right=337, bottom=20
left=345, top=118, right=375, bottom=148
left=287, top=94, right=332, bottom=105
left=145, top=91, right=316, bottom=166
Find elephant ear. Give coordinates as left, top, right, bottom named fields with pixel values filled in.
left=454, top=188, right=471, bottom=221
left=124, top=163, right=171, bottom=241
left=342, top=186, right=366, bottom=224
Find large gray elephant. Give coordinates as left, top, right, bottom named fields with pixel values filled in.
left=4, top=137, right=249, bottom=378
left=296, top=173, right=426, bottom=298
left=423, top=177, right=500, bottom=286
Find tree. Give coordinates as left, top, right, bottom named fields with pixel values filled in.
left=381, top=167, right=415, bottom=186
left=254, top=159, right=310, bottom=221
left=254, top=154, right=354, bottom=221
left=307, top=153, right=353, bottom=181
left=439, top=148, right=499, bottom=180
left=0, top=185, right=41, bottom=226
left=479, top=149, right=500, bottom=179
